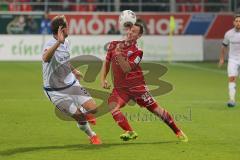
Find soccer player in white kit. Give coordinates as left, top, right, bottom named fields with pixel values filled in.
left=42, top=15, right=101, bottom=144
left=219, top=14, right=240, bottom=107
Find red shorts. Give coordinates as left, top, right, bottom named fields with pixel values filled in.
left=108, top=85, right=156, bottom=108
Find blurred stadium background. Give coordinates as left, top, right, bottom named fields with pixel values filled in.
left=1, top=1, right=240, bottom=160
left=0, top=0, right=239, bottom=61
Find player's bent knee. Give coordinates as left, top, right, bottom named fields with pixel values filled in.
left=82, top=99, right=97, bottom=112
left=229, top=76, right=237, bottom=82
left=108, top=102, right=119, bottom=112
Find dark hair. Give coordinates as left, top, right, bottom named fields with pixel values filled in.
left=51, top=15, right=67, bottom=35
left=234, top=14, right=240, bottom=19
left=134, top=23, right=144, bottom=35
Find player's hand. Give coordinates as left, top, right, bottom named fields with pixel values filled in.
left=101, top=79, right=111, bottom=89
left=218, top=59, right=224, bottom=68
left=57, top=26, right=65, bottom=44
left=72, top=69, right=83, bottom=81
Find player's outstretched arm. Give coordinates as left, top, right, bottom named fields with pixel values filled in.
left=100, top=61, right=111, bottom=89
left=218, top=45, right=228, bottom=68
left=42, top=26, right=65, bottom=62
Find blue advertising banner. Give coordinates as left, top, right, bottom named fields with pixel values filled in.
left=184, top=14, right=215, bottom=35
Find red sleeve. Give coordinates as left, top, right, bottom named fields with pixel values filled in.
left=127, top=50, right=143, bottom=69
left=106, top=41, right=117, bottom=62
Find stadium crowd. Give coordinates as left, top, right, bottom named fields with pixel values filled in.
left=0, top=0, right=234, bottom=12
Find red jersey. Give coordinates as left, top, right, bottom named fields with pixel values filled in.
left=106, top=40, right=146, bottom=89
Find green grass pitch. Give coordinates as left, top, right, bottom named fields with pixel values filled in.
left=0, top=62, right=239, bottom=160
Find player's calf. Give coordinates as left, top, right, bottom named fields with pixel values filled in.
left=111, top=109, right=133, bottom=132
left=146, top=103, right=181, bottom=134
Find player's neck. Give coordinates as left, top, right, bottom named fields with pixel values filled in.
left=125, top=39, right=136, bottom=45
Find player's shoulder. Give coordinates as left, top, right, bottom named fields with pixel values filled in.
left=135, top=43, right=143, bottom=53
left=45, top=37, right=57, bottom=46
left=64, top=38, right=70, bottom=44
left=110, top=40, right=122, bottom=45
left=64, top=38, right=70, bottom=47
left=225, top=28, right=236, bottom=36
left=42, top=38, right=56, bottom=52
left=107, top=40, right=121, bottom=51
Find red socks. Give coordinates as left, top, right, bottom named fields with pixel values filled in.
left=147, top=103, right=181, bottom=134
left=161, top=109, right=180, bottom=134
left=111, top=104, right=180, bottom=135
left=112, top=110, right=133, bottom=131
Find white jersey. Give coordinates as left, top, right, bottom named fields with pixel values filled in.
left=223, top=28, right=240, bottom=61
left=42, top=38, right=76, bottom=88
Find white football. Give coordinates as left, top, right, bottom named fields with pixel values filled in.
left=119, top=10, right=137, bottom=28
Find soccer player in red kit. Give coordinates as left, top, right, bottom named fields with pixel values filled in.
left=100, top=23, right=188, bottom=142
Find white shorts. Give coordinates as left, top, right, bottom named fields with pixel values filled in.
left=44, top=81, right=92, bottom=116
left=228, top=59, right=240, bottom=77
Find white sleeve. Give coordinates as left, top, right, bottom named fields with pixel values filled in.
left=42, top=41, right=53, bottom=54
left=222, top=31, right=230, bottom=46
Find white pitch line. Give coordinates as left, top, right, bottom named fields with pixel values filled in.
left=165, top=62, right=226, bottom=75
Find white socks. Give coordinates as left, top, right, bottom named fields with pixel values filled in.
left=77, top=107, right=96, bottom=137
left=77, top=122, right=96, bottom=137
left=229, top=82, right=236, bottom=101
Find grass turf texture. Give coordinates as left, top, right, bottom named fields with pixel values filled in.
left=0, top=62, right=239, bottom=160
